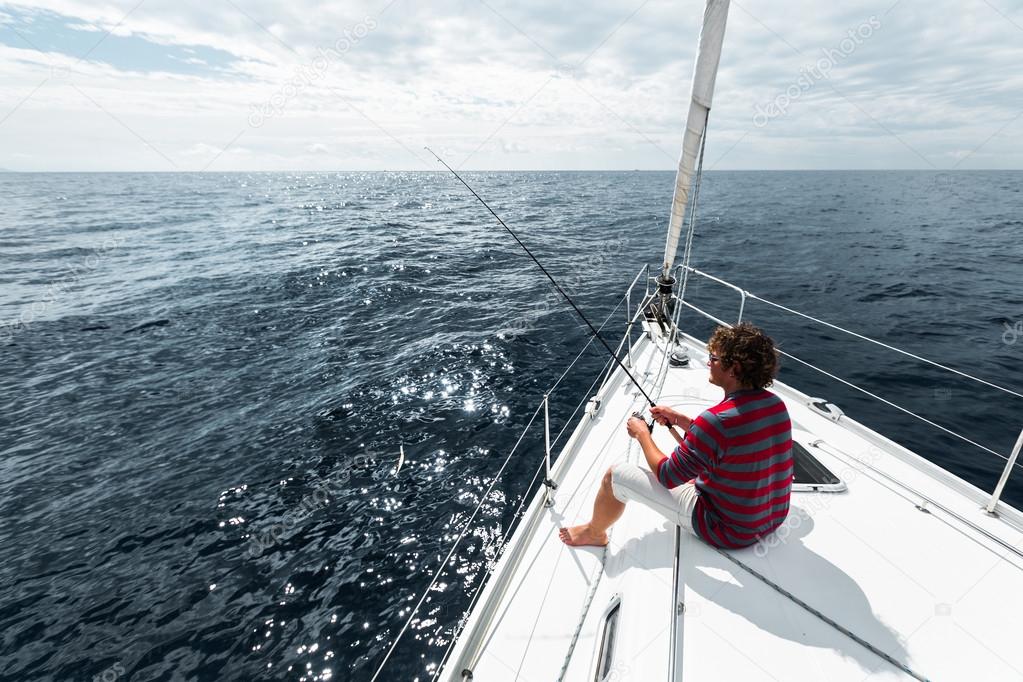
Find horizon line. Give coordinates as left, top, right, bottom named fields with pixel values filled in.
left=1, top=168, right=1019, bottom=173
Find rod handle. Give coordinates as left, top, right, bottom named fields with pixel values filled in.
left=666, top=425, right=685, bottom=445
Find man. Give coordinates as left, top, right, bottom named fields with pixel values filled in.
left=559, top=322, right=793, bottom=549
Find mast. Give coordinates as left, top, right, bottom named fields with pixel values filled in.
left=659, top=0, right=730, bottom=300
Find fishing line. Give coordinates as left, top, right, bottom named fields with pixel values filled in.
left=425, top=146, right=660, bottom=409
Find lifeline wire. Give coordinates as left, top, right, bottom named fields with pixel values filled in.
left=425, top=146, right=659, bottom=409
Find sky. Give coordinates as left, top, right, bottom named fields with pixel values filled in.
left=0, top=0, right=1021, bottom=171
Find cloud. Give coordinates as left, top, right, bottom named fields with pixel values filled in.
left=500, top=139, right=528, bottom=154
left=0, top=5, right=249, bottom=78
left=0, top=0, right=1021, bottom=170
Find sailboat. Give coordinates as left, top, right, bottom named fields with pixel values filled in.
left=371, top=1, right=1023, bottom=679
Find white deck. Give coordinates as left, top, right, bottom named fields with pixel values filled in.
left=443, top=324, right=1023, bottom=682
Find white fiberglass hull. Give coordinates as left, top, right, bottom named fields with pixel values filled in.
left=442, top=322, right=1023, bottom=682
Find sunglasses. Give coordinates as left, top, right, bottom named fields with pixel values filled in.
left=708, top=353, right=721, bottom=364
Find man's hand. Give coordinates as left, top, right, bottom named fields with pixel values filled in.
left=650, top=404, right=693, bottom=431
left=626, top=416, right=649, bottom=440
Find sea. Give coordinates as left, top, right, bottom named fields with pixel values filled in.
left=1, top=170, right=1021, bottom=681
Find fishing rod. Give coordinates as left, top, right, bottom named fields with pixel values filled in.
left=425, top=147, right=684, bottom=442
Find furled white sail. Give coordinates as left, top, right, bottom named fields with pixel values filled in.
left=661, top=0, right=730, bottom=279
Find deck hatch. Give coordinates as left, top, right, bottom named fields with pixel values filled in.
left=792, top=442, right=844, bottom=491
left=594, top=600, right=620, bottom=681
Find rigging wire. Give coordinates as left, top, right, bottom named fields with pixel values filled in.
left=676, top=297, right=1020, bottom=467
left=679, top=119, right=708, bottom=300
left=745, top=291, right=1023, bottom=400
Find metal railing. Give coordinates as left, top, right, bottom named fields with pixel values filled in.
left=384, top=262, right=1023, bottom=682
left=374, top=266, right=652, bottom=682
left=396, top=261, right=1023, bottom=681
left=674, top=265, right=1023, bottom=516
left=435, top=267, right=659, bottom=681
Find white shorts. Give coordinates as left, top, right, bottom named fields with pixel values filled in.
left=610, top=462, right=699, bottom=534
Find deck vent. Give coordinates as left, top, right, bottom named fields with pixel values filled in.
left=792, top=442, right=845, bottom=492
left=594, top=599, right=621, bottom=681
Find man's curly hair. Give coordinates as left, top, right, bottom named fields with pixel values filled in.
left=708, top=322, right=780, bottom=389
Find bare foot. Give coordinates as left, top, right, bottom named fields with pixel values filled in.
left=558, top=524, right=608, bottom=547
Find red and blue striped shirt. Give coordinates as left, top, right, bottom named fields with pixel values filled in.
left=657, top=388, right=793, bottom=548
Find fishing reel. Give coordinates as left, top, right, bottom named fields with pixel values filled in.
left=631, top=411, right=654, bottom=433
